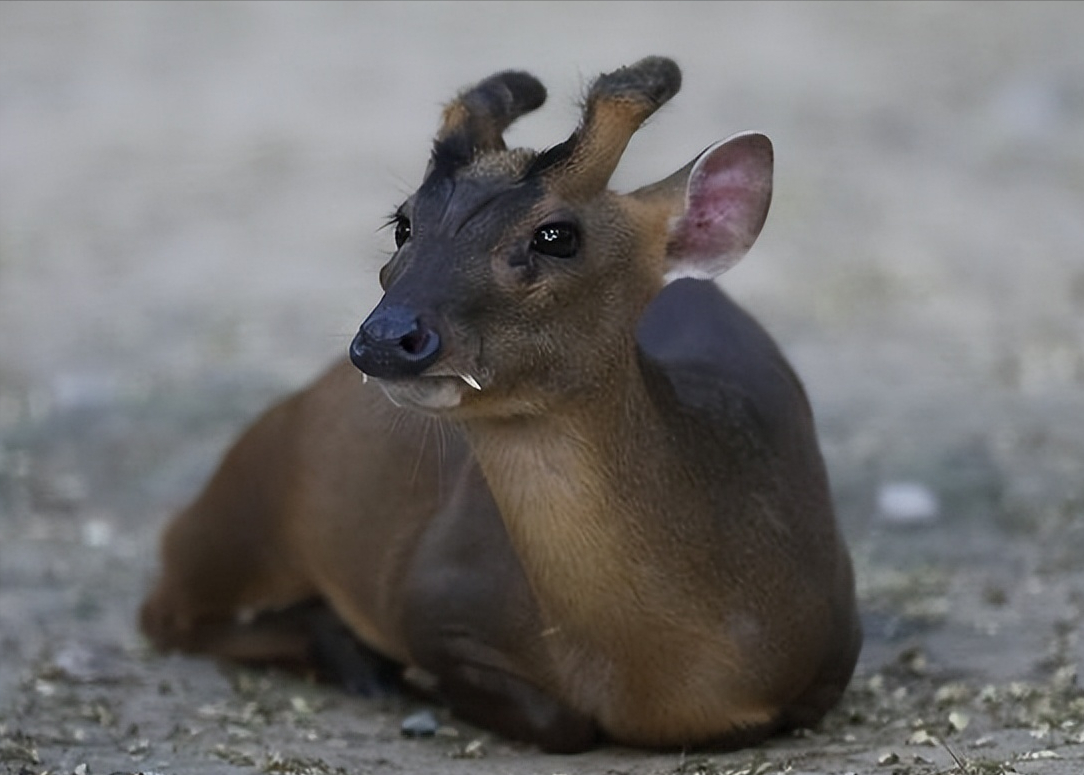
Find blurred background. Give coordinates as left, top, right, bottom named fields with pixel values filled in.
left=1, top=2, right=1082, bottom=773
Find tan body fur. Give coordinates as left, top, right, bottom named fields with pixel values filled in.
left=142, top=57, right=861, bottom=752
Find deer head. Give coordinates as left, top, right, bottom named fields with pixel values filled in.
left=349, top=56, right=773, bottom=418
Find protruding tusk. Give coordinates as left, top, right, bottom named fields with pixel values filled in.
left=361, top=372, right=369, bottom=385
left=459, top=373, right=482, bottom=391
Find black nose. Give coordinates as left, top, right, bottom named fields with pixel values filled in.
left=350, top=304, right=442, bottom=379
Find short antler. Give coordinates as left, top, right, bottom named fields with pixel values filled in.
left=532, top=56, right=682, bottom=198
left=429, top=70, right=547, bottom=178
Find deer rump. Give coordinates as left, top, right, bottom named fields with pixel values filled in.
left=140, top=57, right=861, bottom=753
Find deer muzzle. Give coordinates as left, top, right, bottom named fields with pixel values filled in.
left=350, top=303, right=442, bottom=380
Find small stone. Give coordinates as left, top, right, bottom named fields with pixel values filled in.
left=400, top=709, right=439, bottom=737
left=897, top=646, right=928, bottom=676
left=934, top=682, right=970, bottom=706
left=126, top=738, right=150, bottom=756
left=876, top=481, right=940, bottom=526
left=948, top=711, right=970, bottom=732
left=452, top=738, right=486, bottom=759
left=34, top=677, right=57, bottom=696
left=877, top=751, right=899, bottom=765
left=907, top=729, right=937, bottom=746
left=82, top=518, right=114, bottom=547
left=51, top=642, right=129, bottom=684
left=1021, top=749, right=1060, bottom=760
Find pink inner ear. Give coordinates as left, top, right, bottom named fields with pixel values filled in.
left=666, top=133, right=773, bottom=281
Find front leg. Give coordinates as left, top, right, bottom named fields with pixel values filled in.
left=400, top=459, right=598, bottom=752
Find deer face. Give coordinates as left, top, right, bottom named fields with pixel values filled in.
left=352, top=155, right=658, bottom=418
left=350, top=58, right=773, bottom=419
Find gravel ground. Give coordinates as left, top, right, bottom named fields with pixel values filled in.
left=1, top=2, right=1082, bottom=774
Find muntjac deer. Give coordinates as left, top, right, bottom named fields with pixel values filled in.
left=141, top=56, right=861, bottom=753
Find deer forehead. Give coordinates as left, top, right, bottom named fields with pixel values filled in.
left=409, top=150, right=634, bottom=247
left=464, top=147, right=535, bottom=178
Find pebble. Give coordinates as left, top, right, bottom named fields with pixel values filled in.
left=52, top=642, right=129, bottom=683
left=876, top=481, right=940, bottom=526
left=82, top=518, right=114, bottom=548
left=400, top=709, right=439, bottom=737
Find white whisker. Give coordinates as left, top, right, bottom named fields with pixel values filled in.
left=411, top=416, right=430, bottom=486
left=382, top=386, right=403, bottom=408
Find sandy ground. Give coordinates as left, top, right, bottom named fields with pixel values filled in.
left=2, top=2, right=1083, bottom=773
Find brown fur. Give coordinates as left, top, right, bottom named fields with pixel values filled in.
left=141, top=57, right=860, bottom=752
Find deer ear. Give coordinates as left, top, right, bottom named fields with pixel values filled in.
left=661, top=132, right=773, bottom=283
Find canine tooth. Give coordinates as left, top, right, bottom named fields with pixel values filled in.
left=460, top=373, right=482, bottom=391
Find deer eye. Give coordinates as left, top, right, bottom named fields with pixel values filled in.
left=393, top=215, right=412, bottom=248
left=531, top=222, right=579, bottom=259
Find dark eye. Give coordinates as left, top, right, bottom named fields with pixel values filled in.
left=393, top=216, right=412, bottom=248
left=531, top=222, right=579, bottom=259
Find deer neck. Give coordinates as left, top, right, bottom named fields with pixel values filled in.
left=463, top=350, right=712, bottom=634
